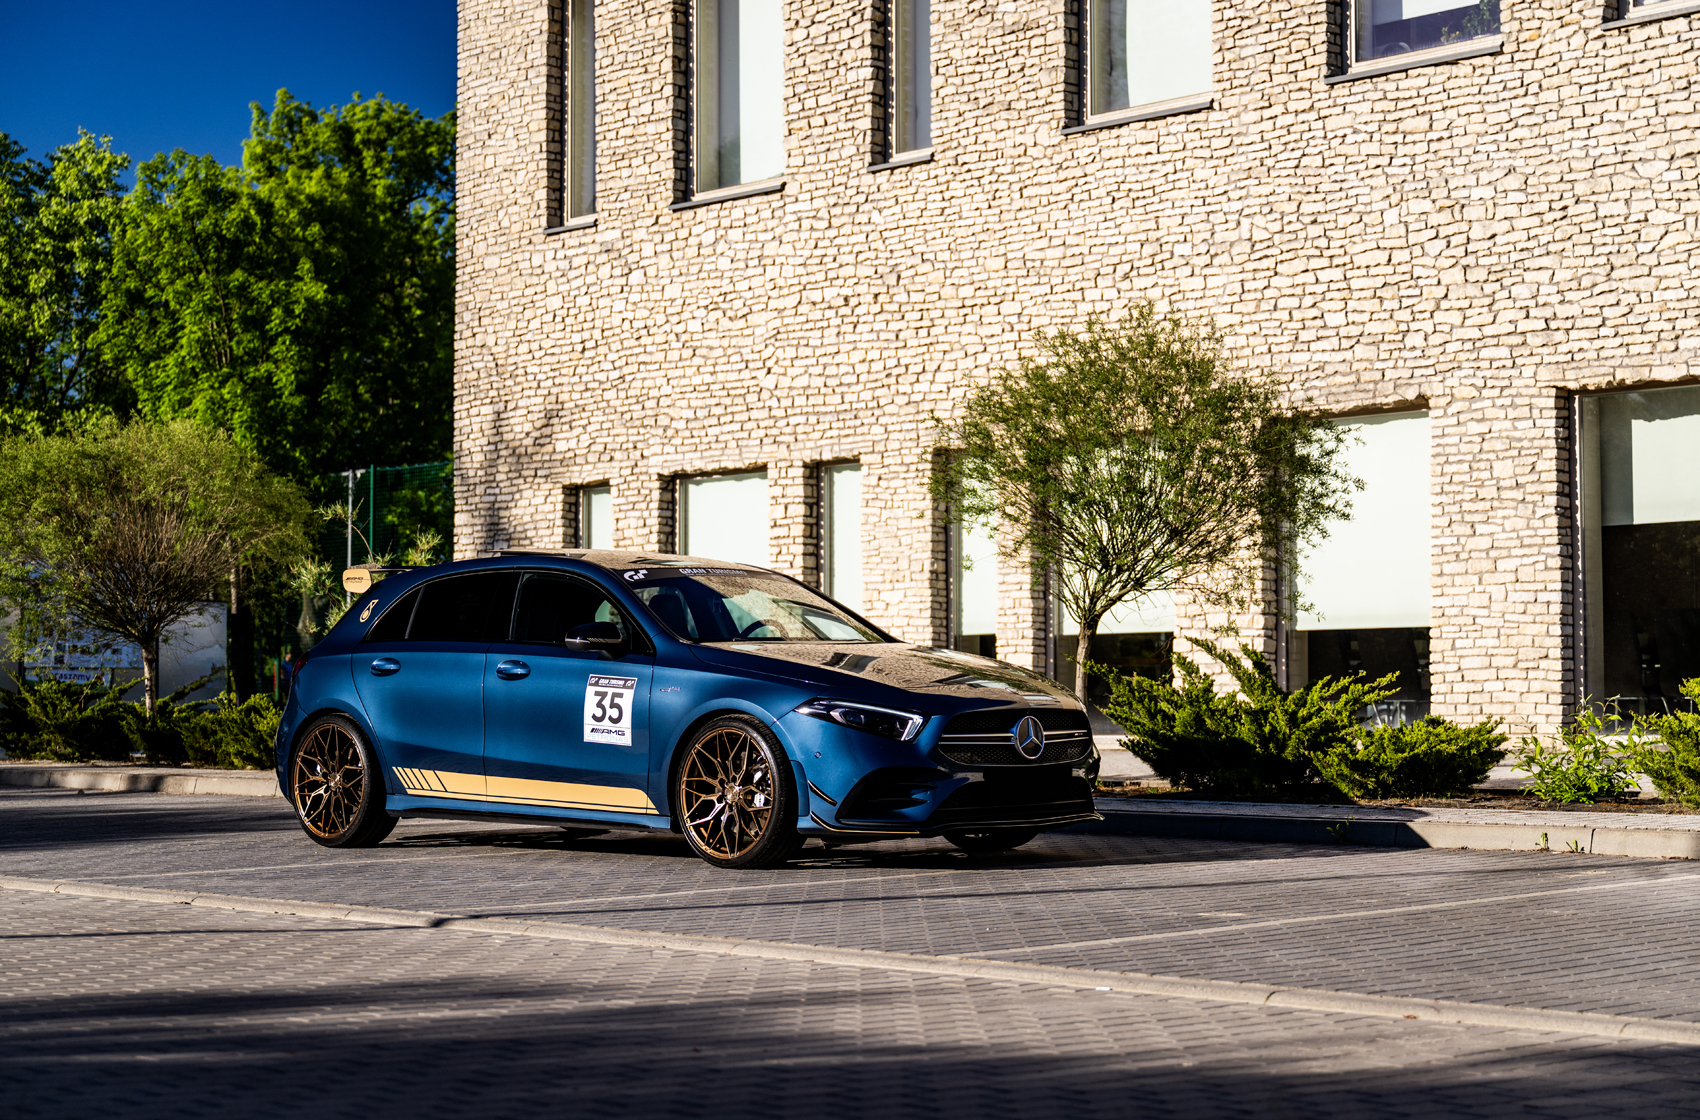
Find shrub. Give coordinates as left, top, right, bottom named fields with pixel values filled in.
left=0, top=669, right=276, bottom=769
left=183, top=690, right=281, bottom=770
left=1630, top=679, right=1700, bottom=810
left=1319, top=716, right=1507, bottom=800
left=0, top=675, right=136, bottom=762
left=1510, top=701, right=1639, bottom=803
left=1093, top=639, right=1398, bottom=800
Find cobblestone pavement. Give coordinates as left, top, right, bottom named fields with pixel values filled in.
left=4, top=788, right=1699, bottom=1117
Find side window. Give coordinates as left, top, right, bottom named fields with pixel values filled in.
left=407, top=572, right=518, bottom=643
left=513, top=573, right=644, bottom=648
left=632, top=585, right=701, bottom=640
left=363, top=589, right=418, bottom=643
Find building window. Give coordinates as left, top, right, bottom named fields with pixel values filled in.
left=890, top=0, right=931, bottom=154
left=565, top=0, right=596, bottom=219
left=821, top=462, right=863, bottom=611
left=1579, top=386, right=1700, bottom=716
left=679, top=470, right=770, bottom=565
left=578, top=484, right=612, bottom=548
left=1289, top=411, right=1432, bottom=724
left=1351, top=0, right=1499, bottom=66
left=950, top=519, right=997, bottom=656
left=695, top=0, right=784, bottom=192
left=1056, top=593, right=1174, bottom=706
left=1085, top=0, right=1212, bottom=119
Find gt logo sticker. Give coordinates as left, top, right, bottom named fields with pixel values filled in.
left=623, top=569, right=648, bottom=582
left=584, top=675, right=638, bottom=744
left=359, top=600, right=376, bottom=622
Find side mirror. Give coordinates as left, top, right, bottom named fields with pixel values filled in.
left=564, top=620, right=626, bottom=656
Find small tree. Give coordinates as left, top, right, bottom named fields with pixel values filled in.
left=932, top=306, right=1357, bottom=704
left=0, top=419, right=309, bottom=713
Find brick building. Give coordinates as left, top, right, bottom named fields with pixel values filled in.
left=454, top=0, right=1700, bottom=732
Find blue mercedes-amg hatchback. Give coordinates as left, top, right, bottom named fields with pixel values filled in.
left=275, top=550, right=1101, bottom=868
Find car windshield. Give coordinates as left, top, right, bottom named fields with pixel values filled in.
left=625, top=570, right=883, bottom=643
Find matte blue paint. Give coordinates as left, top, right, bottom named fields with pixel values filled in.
left=274, top=552, right=1100, bottom=842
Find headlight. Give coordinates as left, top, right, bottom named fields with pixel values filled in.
left=795, top=699, right=927, bottom=742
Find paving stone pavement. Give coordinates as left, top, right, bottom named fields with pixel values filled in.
left=4, top=787, right=1700, bottom=1116
left=6, top=888, right=1699, bottom=1119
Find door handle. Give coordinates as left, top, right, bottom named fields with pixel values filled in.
left=369, top=657, right=401, bottom=676
left=495, top=659, right=531, bottom=681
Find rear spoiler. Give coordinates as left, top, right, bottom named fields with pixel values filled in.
left=341, top=566, right=413, bottom=594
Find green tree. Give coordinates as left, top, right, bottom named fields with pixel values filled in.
left=0, top=131, right=132, bottom=434
left=0, top=419, right=310, bottom=712
left=98, top=90, right=456, bottom=483
left=932, top=306, right=1357, bottom=704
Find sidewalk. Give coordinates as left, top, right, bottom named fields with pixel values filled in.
left=0, top=762, right=279, bottom=798
left=7, top=760, right=1696, bottom=860
left=1087, top=797, right=1700, bottom=860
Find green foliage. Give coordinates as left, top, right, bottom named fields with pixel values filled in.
left=1319, top=716, right=1508, bottom=800
left=0, top=418, right=310, bottom=709
left=1094, top=639, right=1397, bottom=800
left=0, top=675, right=136, bottom=762
left=0, top=131, right=133, bottom=435
left=932, top=306, right=1357, bottom=701
left=182, top=690, right=281, bottom=770
left=0, top=672, right=278, bottom=769
left=1511, top=701, right=1640, bottom=803
left=1629, top=679, right=1700, bottom=810
left=99, top=91, right=456, bottom=483
left=1096, top=643, right=1505, bottom=800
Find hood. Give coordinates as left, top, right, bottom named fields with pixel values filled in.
left=687, top=642, right=1080, bottom=709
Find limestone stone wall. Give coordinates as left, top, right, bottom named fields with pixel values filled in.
left=456, top=0, right=1700, bottom=731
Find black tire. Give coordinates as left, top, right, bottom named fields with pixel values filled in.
left=288, top=714, right=397, bottom=849
left=945, top=827, right=1040, bottom=854
left=674, top=714, right=803, bottom=869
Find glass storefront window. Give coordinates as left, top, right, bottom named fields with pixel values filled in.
left=1579, top=387, right=1700, bottom=716
left=951, top=519, right=998, bottom=656
left=680, top=471, right=769, bottom=566
left=695, top=0, right=785, bottom=192
left=1291, top=411, right=1432, bottom=723
left=1056, top=592, right=1174, bottom=707
left=580, top=484, right=612, bottom=548
left=1352, top=0, right=1499, bottom=65
left=821, top=462, right=863, bottom=611
left=1086, top=0, right=1212, bottom=117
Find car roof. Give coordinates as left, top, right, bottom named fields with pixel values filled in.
left=490, top=548, right=775, bottom=577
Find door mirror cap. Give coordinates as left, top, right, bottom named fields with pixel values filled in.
left=564, top=621, right=626, bottom=655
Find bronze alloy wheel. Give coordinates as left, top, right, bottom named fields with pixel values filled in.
left=290, top=715, right=396, bottom=848
left=675, top=715, right=800, bottom=869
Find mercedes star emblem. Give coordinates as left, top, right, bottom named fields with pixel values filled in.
left=1012, top=714, right=1045, bottom=760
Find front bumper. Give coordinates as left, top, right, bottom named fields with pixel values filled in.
left=801, top=759, right=1101, bottom=840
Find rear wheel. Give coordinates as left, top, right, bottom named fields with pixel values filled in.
left=289, top=715, right=396, bottom=849
left=675, top=715, right=802, bottom=869
left=945, top=827, right=1039, bottom=854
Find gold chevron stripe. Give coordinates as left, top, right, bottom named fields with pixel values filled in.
left=391, top=767, right=657, bottom=814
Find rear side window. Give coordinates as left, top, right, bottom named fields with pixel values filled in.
left=397, top=572, right=518, bottom=643
left=363, top=589, right=418, bottom=643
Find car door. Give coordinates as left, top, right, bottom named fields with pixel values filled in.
left=482, top=571, right=659, bottom=816
left=354, top=570, right=517, bottom=801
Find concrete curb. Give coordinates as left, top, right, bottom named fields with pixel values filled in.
left=1085, top=806, right=1700, bottom=860
left=4, top=873, right=1696, bottom=1047
left=0, top=764, right=281, bottom=798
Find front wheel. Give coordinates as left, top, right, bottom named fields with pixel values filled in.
left=945, top=827, right=1039, bottom=854
left=289, top=715, right=396, bottom=848
left=675, top=715, right=802, bottom=869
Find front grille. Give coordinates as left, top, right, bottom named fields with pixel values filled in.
left=929, top=768, right=1096, bottom=826
left=937, top=707, right=1093, bottom=767
left=940, top=709, right=1090, bottom=735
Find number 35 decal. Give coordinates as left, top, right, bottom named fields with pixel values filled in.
left=584, top=675, right=638, bottom=745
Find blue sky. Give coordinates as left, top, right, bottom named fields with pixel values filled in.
left=0, top=0, right=457, bottom=171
